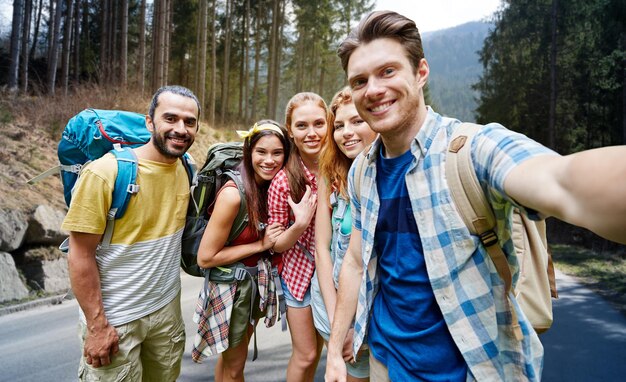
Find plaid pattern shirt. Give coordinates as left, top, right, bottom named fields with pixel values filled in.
left=192, top=258, right=279, bottom=362
left=268, top=164, right=318, bottom=301
left=192, top=280, right=236, bottom=361
left=349, top=108, right=556, bottom=381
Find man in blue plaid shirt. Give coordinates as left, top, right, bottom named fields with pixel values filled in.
left=325, top=10, right=626, bottom=382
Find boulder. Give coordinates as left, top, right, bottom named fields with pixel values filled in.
left=25, top=205, right=67, bottom=246
left=20, top=247, right=70, bottom=294
left=0, top=209, right=28, bottom=252
left=0, top=252, right=30, bottom=303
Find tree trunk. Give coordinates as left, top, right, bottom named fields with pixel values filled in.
left=29, top=0, right=43, bottom=61
left=9, top=0, right=24, bottom=92
left=20, top=0, right=32, bottom=93
left=163, top=0, right=172, bottom=85
left=209, top=0, right=217, bottom=126
left=100, top=0, right=109, bottom=84
left=138, top=0, right=146, bottom=95
left=243, top=0, right=250, bottom=122
left=72, top=0, right=80, bottom=84
left=266, top=0, right=279, bottom=119
left=220, top=0, right=233, bottom=123
left=251, top=2, right=261, bottom=121
left=150, top=0, right=158, bottom=92
left=239, top=0, right=249, bottom=120
left=110, top=0, right=119, bottom=84
left=198, top=0, right=208, bottom=117
left=61, top=0, right=74, bottom=95
left=47, top=0, right=63, bottom=95
left=47, top=0, right=56, bottom=65
left=120, top=0, right=128, bottom=87
left=270, top=0, right=284, bottom=119
left=548, top=0, right=558, bottom=150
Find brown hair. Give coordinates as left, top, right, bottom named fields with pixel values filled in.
left=283, top=92, right=329, bottom=202
left=240, top=119, right=290, bottom=232
left=337, top=10, right=424, bottom=74
left=319, top=87, right=353, bottom=202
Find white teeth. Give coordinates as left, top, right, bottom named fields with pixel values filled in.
left=371, top=102, right=392, bottom=112
left=344, top=140, right=360, bottom=147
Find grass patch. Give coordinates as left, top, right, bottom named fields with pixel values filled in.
left=551, top=244, right=626, bottom=314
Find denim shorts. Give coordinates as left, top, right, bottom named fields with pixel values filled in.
left=280, top=276, right=312, bottom=308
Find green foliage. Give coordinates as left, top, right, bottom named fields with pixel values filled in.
left=474, top=0, right=625, bottom=153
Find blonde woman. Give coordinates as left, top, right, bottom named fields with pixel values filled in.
left=268, top=92, right=329, bottom=381
left=312, top=87, right=377, bottom=382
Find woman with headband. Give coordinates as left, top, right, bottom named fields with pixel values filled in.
left=195, top=120, right=290, bottom=381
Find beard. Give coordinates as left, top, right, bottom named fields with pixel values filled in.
left=152, top=129, right=193, bottom=159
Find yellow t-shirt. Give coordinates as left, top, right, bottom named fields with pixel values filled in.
left=62, top=152, right=190, bottom=326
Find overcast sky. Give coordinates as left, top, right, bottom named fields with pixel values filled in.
left=374, top=0, right=502, bottom=32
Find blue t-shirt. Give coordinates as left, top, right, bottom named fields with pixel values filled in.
left=368, top=147, right=467, bottom=381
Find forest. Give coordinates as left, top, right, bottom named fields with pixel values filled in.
left=1, top=0, right=624, bottom=155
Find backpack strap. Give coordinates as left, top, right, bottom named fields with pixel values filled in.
left=223, top=170, right=248, bottom=245
left=351, top=144, right=371, bottom=202
left=101, top=145, right=140, bottom=249
left=445, top=122, right=523, bottom=340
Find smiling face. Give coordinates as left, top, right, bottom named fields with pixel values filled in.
left=347, top=37, right=428, bottom=141
left=333, top=102, right=377, bottom=160
left=251, top=134, right=285, bottom=184
left=288, top=101, right=328, bottom=162
left=146, top=91, right=199, bottom=162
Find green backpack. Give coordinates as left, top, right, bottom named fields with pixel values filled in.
left=181, top=142, right=248, bottom=277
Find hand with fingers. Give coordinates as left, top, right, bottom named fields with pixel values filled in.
left=261, top=222, right=285, bottom=251
left=287, top=184, right=318, bottom=230
left=84, top=322, right=119, bottom=368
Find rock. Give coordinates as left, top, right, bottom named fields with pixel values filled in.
left=25, top=205, right=67, bottom=246
left=21, top=247, right=70, bottom=294
left=0, top=252, right=30, bottom=303
left=0, top=209, right=28, bottom=251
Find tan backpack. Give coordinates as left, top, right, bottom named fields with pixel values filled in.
left=446, top=123, right=558, bottom=338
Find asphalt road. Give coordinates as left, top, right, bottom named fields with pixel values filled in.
left=0, top=270, right=624, bottom=381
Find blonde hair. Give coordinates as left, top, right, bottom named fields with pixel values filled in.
left=319, top=87, right=353, bottom=201
left=283, top=92, right=329, bottom=202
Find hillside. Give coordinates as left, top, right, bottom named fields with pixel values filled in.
left=423, top=21, right=493, bottom=122
left=0, top=88, right=235, bottom=215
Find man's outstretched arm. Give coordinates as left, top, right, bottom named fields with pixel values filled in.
left=505, top=146, right=626, bottom=244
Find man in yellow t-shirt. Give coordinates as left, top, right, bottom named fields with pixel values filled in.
left=62, top=85, right=200, bottom=381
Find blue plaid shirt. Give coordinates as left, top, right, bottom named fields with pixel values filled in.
left=349, top=108, right=557, bottom=381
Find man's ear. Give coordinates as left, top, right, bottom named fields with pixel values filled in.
left=145, top=115, right=154, bottom=132
left=416, top=58, right=429, bottom=88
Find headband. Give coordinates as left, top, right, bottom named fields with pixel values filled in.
left=236, top=123, right=284, bottom=139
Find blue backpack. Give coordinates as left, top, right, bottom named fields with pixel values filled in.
left=29, top=108, right=195, bottom=251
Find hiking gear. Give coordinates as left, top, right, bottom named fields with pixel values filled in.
left=351, top=123, right=557, bottom=337
left=181, top=142, right=247, bottom=277
left=236, top=122, right=285, bottom=139
left=28, top=108, right=194, bottom=251
left=446, top=122, right=557, bottom=337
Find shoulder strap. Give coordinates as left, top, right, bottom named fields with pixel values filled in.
left=224, top=171, right=248, bottom=244
left=181, top=152, right=197, bottom=187
left=101, top=145, right=140, bottom=248
left=446, top=122, right=522, bottom=340
left=352, top=146, right=370, bottom=201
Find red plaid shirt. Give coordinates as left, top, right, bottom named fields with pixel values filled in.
left=267, top=164, right=317, bottom=301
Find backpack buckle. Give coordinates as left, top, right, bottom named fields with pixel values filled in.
left=127, top=184, right=140, bottom=194
left=235, top=267, right=249, bottom=281
left=479, top=230, right=499, bottom=247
